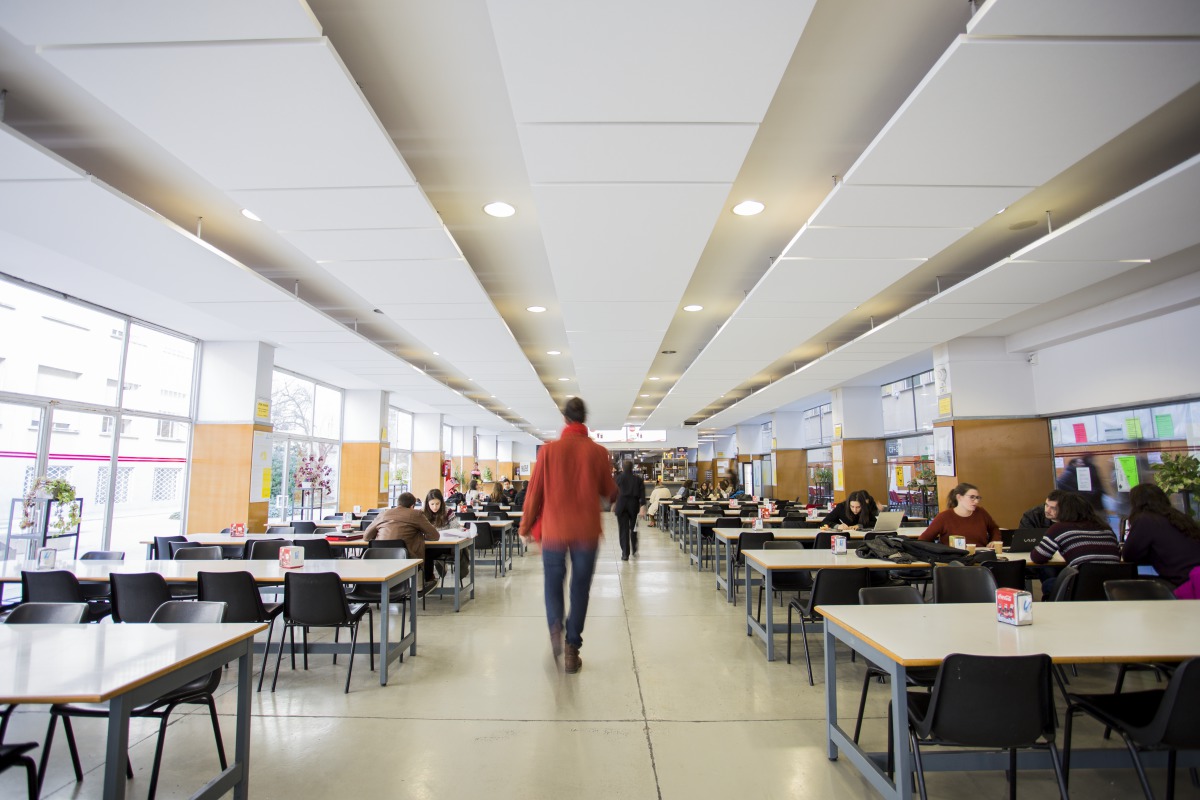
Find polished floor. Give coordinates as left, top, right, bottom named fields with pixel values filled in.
left=2, top=515, right=1191, bottom=799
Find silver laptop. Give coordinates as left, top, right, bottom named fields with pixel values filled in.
left=871, top=512, right=905, bottom=533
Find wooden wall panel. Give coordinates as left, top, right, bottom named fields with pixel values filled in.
left=187, top=423, right=258, bottom=534
left=339, top=442, right=387, bottom=512
left=841, top=439, right=888, bottom=508
left=774, top=450, right=808, bottom=502
left=937, top=418, right=1053, bottom=529
left=411, top=452, right=444, bottom=501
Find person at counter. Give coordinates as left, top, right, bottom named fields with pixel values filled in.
left=819, top=490, right=879, bottom=531
left=1018, top=490, right=1066, bottom=528
left=1123, top=483, right=1200, bottom=587
left=646, top=478, right=672, bottom=527
left=918, top=482, right=1001, bottom=547
left=364, top=491, right=441, bottom=588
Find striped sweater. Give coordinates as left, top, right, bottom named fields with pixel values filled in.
left=1031, top=521, right=1120, bottom=566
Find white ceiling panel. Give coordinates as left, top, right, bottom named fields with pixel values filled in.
left=568, top=339, right=661, bottom=363
left=782, top=226, right=967, bottom=260
left=905, top=302, right=1036, bottom=320
left=937, top=260, right=1138, bottom=305
left=284, top=227, right=460, bottom=262
left=0, top=0, right=320, bottom=45
left=967, top=0, right=1200, bottom=37
left=488, top=0, right=815, bottom=123
left=812, top=184, right=1030, bottom=229
left=536, top=183, right=731, bottom=301
left=376, top=303, right=498, bottom=321
left=844, top=38, right=1200, bottom=187
left=563, top=301, right=677, bottom=332
left=736, top=301, right=859, bottom=319
left=188, top=301, right=343, bottom=333
left=230, top=186, right=438, bottom=231
left=274, top=342, right=396, bottom=362
left=267, top=330, right=363, bottom=345
left=520, top=123, right=759, bottom=183
left=756, top=259, right=922, bottom=301
left=322, top=260, right=485, bottom=302
left=0, top=132, right=83, bottom=181
left=700, top=318, right=829, bottom=364
left=41, top=39, right=413, bottom=189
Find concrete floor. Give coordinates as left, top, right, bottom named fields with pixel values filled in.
left=2, top=514, right=1192, bottom=799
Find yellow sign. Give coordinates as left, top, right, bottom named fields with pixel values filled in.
left=895, top=465, right=904, bottom=489
left=937, top=395, right=952, bottom=417
left=261, top=468, right=272, bottom=499
left=255, top=399, right=270, bottom=419
left=833, top=423, right=842, bottom=439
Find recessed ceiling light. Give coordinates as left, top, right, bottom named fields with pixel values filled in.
left=240, top=208, right=261, bottom=222
left=683, top=305, right=703, bottom=312
left=483, top=201, right=516, bottom=218
left=732, top=200, right=764, bottom=216
left=526, top=306, right=546, bottom=313
left=634, top=406, right=642, bottom=409
left=649, top=377, right=660, bottom=381
left=566, top=395, right=574, bottom=398
left=433, top=352, right=439, bottom=356
left=546, top=350, right=561, bottom=355
left=558, top=377, right=570, bottom=382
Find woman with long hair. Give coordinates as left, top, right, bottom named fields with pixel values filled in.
left=1123, top=483, right=1200, bottom=586
left=1030, top=492, right=1119, bottom=598
left=917, top=482, right=1001, bottom=547
left=820, top=489, right=879, bottom=531
left=422, top=488, right=459, bottom=530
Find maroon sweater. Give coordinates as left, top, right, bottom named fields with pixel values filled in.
left=918, top=507, right=1001, bottom=546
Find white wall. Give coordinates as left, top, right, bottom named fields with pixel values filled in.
left=412, top=413, right=443, bottom=452
left=1030, top=304, right=1200, bottom=416
left=196, top=341, right=273, bottom=424
left=342, top=389, right=386, bottom=442
left=773, top=410, right=805, bottom=448
left=832, top=386, right=884, bottom=438
left=936, top=337, right=1036, bottom=417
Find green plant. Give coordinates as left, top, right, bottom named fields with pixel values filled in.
left=907, top=467, right=936, bottom=490
left=813, top=467, right=833, bottom=487
left=1151, top=453, right=1200, bottom=495
left=20, top=476, right=82, bottom=533
left=483, top=466, right=493, bottom=482
left=392, top=465, right=409, bottom=485
left=453, top=467, right=465, bottom=487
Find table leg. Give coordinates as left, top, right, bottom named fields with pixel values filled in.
left=890, top=661, right=913, bottom=799
left=452, top=542, right=462, bottom=612
left=499, top=526, right=507, bottom=577
left=104, top=694, right=133, bottom=800
left=824, top=619, right=839, bottom=761
left=763, top=568, right=775, bottom=662
left=379, top=574, right=393, bottom=685
left=408, top=568, right=419, bottom=656
left=233, top=642, right=253, bottom=799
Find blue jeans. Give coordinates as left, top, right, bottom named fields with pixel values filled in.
left=543, top=543, right=598, bottom=649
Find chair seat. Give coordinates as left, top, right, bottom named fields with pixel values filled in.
left=1070, top=689, right=1165, bottom=733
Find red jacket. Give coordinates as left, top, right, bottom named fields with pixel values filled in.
left=518, top=422, right=617, bottom=548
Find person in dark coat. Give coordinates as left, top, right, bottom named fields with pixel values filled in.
left=614, top=460, right=647, bottom=560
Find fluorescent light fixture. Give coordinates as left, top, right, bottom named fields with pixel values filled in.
left=240, top=208, right=261, bottom=222
left=558, top=377, right=570, bottom=381
left=649, top=377, right=660, bottom=381
left=483, top=201, right=516, bottom=218
left=640, top=394, right=649, bottom=397
left=546, top=350, right=561, bottom=355
left=732, top=200, right=764, bottom=216
left=683, top=305, right=703, bottom=312
left=526, top=306, right=546, bottom=313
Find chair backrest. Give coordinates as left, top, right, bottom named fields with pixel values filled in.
left=6, top=602, right=88, bottom=624
left=110, top=572, right=173, bottom=623
left=457, top=510, right=476, bottom=521
left=763, top=541, right=802, bottom=551
left=981, top=558, right=1027, bottom=591
left=81, top=551, right=125, bottom=561
left=363, top=547, right=407, bottom=560
left=153, top=535, right=187, bottom=559
left=289, top=520, right=318, bottom=535
left=149, top=600, right=227, bottom=624
left=173, top=546, right=224, bottom=560
left=21, top=570, right=85, bottom=604
left=919, top=653, right=1055, bottom=746
left=284, top=571, right=351, bottom=625
left=932, top=565, right=997, bottom=604
left=471, top=522, right=496, bottom=548
left=811, top=530, right=833, bottom=551
left=1071, top=562, right=1138, bottom=601
left=781, top=519, right=807, bottom=529
left=168, top=540, right=204, bottom=558
left=859, top=585, right=925, bottom=605
left=715, top=517, right=742, bottom=528
left=323, top=514, right=341, bottom=520
left=197, top=571, right=268, bottom=622
left=736, top=530, right=775, bottom=560
left=1141, top=657, right=1200, bottom=748
left=265, top=526, right=295, bottom=536
left=740, top=506, right=758, bottom=517
left=809, top=567, right=871, bottom=612
left=246, top=538, right=289, bottom=560
left=290, top=537, right=335, bottom=559
left=1103, top=579, right=1177, bottom=602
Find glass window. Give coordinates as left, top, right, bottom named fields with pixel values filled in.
left=267, top=369, right=343, bottom=522
left=313, top=384, right=342, bottom=440
left=121, top=324, right=195, bottom=415
left=271, top=371, right=315, bottom=435
left=803, top=404, right=833, bottom=446
left=882, top=370, right=936, bottom=435
left=390, top=407, right=413, bottom=450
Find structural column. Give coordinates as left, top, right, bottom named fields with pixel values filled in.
left=830, top=387, right=886, bottom=505
left=340, top=390, right=388, bottom=512
left=496, top=439, right=514, bottom=483
left=478, top=434, right=499, bottom=485
left=412, top=413, right=444, bottom=500
left=187, top=342, right=274, bottom=534
left=772, top=410, right=808, bottom=502
left=931, top=338, right=1053, bottom=527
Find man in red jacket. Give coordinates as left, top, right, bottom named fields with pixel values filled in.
left=519, top=397, right=617, bottom=673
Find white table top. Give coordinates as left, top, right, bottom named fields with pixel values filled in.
left=0, top=558, right=421, bottom=584
left=465, top=519, right=514, bottom=529
left=816, top=600, right=1200, bottom=667
left=716, top=527, right=926, bottom=543
left=0, top=622, right=265, bottom=704
left=187, top=533, right=365, bottom=547
left=744, top=549, right=930, bottom=571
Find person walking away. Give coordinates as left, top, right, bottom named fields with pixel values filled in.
left=615, top=460, right=646, bottom=560
left=519, top=397, right=617, bottom=674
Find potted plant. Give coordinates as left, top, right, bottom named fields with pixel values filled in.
left=906, top=466, right=936, bottom=490
left=1151, top=452, right=1200, bottom=517
left=483, top=466, right=493, bottom=482
left=20, top=476, right=82, bottom=533
left=294, top=453, right=332, bottom=494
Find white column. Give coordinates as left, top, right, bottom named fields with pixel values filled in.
left=831, top=386, right=884, bottom=439
left=933, top=337, right=1036, bottom=418
left=196, top=341, right=274, bottom=425
left=343, top=390, right=387, bottom=443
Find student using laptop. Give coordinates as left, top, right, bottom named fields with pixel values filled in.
left=820, top=490, right=879, bottom=531
left=1030, top=492, right=1120, bottom=599
left=1018, top=489, right=1067, bottom=529
left=918, top=482, right=1001, bottom=547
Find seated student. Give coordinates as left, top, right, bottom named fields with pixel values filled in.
left=445, top=483, right=465, bottom=507
left=465, top=479, right=485, bottom=506
left=513, top=480, right=527, bottom=510
left=1030, top=492, right=1120, bottom=599
left=364, top=492, right=442, bottom=588
left=489, top=481, right=506, bottom=506
left=1018, top=489, right=1067, bottom=529
left=715, top=480, right=731, bottom=499
left=423, top=488, right=466, bottom=579
left=674, top=479, right=694, bottom=499
left=499, top=478, right=518, bottom=505
left=918, top=482, right=1001, bottom=547
left=1122, top=483, right=1200, bottom=587
left=820, top=490, right=880, bottom=531
left=645, top=478, right=672, bottom=527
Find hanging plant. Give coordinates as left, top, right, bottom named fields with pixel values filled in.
left=21, top=476, right=82, bottom=533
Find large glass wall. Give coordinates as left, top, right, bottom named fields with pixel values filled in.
left=803, top=403, right=833, bottom=446
left=882, top=370, right=938, bottom=435
left=0, top=277, right=197, bottom=561
left=884, top=434, right=938, bottom=518
left=388, top=406, right=413, bottom=494
left=268, top=369, right=342, bottom=521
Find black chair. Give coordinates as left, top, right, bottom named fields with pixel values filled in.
left=786, top=567, right=870, bottom=685
left=732, top=530, right=774, bottom=606
left=245, top=538, right=289, bottom=560
left=907, top=653, right=1068, bottom=800
left=290, top=537, right=335, bottom=560
left=173, top=545, right=224, bottom=560
left=0, top=743, right=39, bottom=800
left=20, top=571, right=110, bottom=623
left=471, top=522, right=501, bottom=578
left=853, top=586, right=936, bottom=748
left=346, top=548, right=417, bottom=640
left=982, top=558, right=1027, bottom=591
left=265, top=525, right=295, bottom=536
left=197, top=570, right=284, bottom=692
left=272, top=572, right=373, bottom=694
left=781, top=519, right=808, bottom=529
left=1064, top=657, right=1200, bottom=798
left=810, top=530, right=833, bottom=551
left=756, top=541, right=811, bottom=623
left=1068, top=562, right=1139, bottom=601
left=78, top=550, right=125, bottom=601
left=110, top=572, right=172, bottom=623
left=39, top=601, right=229, bottom=800
left=457, top=510, right=476, bottom=521
left=1104, top=579, right=1176, bottom=602
left=931, top=565, right=996, bottom=604
left=288, top=520, right=318, bottom=535
left=5, top=603, right=87, bottom=624
left=152, top=535, right=187, bottom=560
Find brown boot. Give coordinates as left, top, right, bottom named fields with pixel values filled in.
left=564, top=643, right=582, bottom=674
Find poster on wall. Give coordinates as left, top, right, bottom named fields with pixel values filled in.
left=250, top=431, right=272, bottom=502
left=933, top=427, right=955, bottom=476
left=519, top=462, right=530, bottom=476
